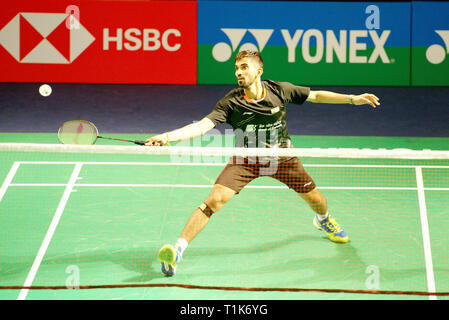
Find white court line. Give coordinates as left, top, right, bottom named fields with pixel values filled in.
left=415, top=167, right=437, bottom=300
left=16, top=161, right=228, bottom=166
left=14, top=161, right=449, bottom=169
left=0, top=162, right=20, bottom=202
left=17, top=163, right=83, bottom=300
left=8, top=183, right=449, bottom=191
left=10, top=183, right=67, bottom=187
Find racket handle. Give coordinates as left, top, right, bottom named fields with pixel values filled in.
left=134, top=140, right=146, bottom=146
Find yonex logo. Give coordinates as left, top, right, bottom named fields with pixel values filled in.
left=0, top=12, right=95, bottom=64
left=212, top=28, right=274, bottom=62
left=426, top=30, right=449, bottom=64
left=212, top=28, right=390, bottom=64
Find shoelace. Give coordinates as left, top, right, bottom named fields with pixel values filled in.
left=321, top=218, right=342, bottom=233
left=175, top=246, right=183, bottom=263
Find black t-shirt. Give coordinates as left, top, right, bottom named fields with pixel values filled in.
left=206, top=80, right=310, bottom=148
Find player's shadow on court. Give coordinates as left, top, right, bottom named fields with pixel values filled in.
left=0, top=234, right=328, bottom=284
left=174, top=234, right=440, bottom=289
left=1, top=235, right=445, bottom=287
left=0, top=247, right=170, bottom=284
left=114, top=234, right=324, bottom=282
left=263, top=243, right=434, bottom=290
left=115, top=234, right=328, bottom=282
left=116, top=247, right=172, bottom=282
left=187, top=233, right=323, bottom=258
left=80, top=247, right=171, bottom=282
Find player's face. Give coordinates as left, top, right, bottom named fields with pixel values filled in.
left=235, top=57, right=261, bottom=88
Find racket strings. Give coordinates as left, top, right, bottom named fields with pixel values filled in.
left=58, top=120, right=98, bottom=145
left=58, top=120, right=149, bottom=146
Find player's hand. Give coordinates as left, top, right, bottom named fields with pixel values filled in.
left=145, top=133, right=169, bottom=146
left=352, top=94, right=380, bottom=108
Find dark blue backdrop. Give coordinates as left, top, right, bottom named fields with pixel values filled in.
left=0, top=83, right=448, bottom=137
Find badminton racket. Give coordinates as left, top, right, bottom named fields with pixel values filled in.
left=57, top=120, right=147, bottom=145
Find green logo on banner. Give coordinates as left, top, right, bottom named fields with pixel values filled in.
left=199, top=28, right=409, bottom=85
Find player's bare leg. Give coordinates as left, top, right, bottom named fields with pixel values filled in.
left=300, top=188, right=348, bottom=243
left=299, top=188, right=328, bottom=215
left=180, top=184, right=235, bottom=242
left=158, top=184, right=236, bottom=276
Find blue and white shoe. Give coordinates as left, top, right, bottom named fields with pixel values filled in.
left=158, top=244, right=182, bottom=277
left=313, top=214, right=349, bottom=243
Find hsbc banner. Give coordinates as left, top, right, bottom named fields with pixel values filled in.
left=411, top=2, right=449, bottom=86
left=198, top=1, right=411, bottom=86
left=0, top=0, right=197, bottom=84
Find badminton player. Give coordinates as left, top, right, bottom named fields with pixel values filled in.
left=146, top=50, right=380, bottom=276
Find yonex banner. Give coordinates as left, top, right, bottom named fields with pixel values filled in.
left=0, top=0, right=197, bottom=84
left=198, top=1, right=411, bottom=85
left=411, top=2, right=449, bottom=86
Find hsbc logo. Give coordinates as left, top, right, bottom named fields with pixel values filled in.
left=103, top=28, right=181, bottom=52
left=0, top=12, right=95, bottom=64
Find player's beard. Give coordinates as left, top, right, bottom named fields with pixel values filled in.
left=238, top=74, right=257, bottom=88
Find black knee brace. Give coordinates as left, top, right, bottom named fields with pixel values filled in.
left=198, top=202, right=214, bottom=218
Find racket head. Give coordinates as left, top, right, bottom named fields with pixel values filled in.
left=58, top=120, right=99, bottom=145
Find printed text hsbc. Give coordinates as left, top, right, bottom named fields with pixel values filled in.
left=103, top=28, right=181, bottom=51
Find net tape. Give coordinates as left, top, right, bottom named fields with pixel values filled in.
left=1, top=143, right=449, bottom=159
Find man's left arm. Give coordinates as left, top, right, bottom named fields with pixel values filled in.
left=307, top=90, right=380, bottom=108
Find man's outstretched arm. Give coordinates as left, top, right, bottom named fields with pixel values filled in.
left=145, top=117, right=215, bottom=146
left=307, top=91, right=380, bottom=108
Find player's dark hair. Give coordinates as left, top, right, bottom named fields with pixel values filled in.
left=235, top=50, right=263, bottom=69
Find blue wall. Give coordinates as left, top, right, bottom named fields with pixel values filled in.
left=0, top=83, right=448, bottom=137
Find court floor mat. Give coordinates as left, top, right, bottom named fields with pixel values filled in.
left=0, top=135, right=448, bottom=300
